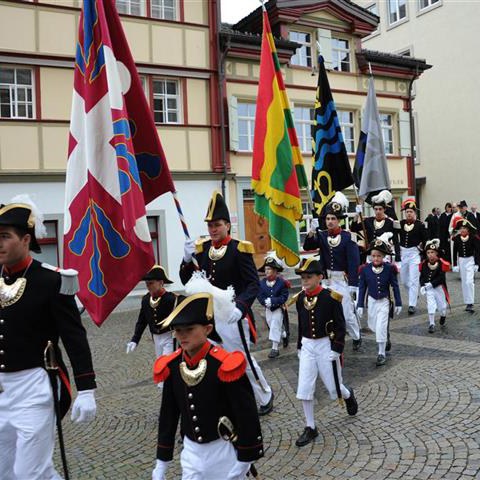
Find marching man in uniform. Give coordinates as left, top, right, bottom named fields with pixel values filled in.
left=452, top=218, right=480, bottom=313
left=180, top=191, right=274, bottom=415
left=293, top=258, right=358, bottom=447
left=0, top=198, right=97, bottom=480
left=357, top=234, right=402, bottom=366
left=398, top=198, right=428, bottom=315
left=126, top=265, right=180, bottom=358
left=257, top=256, right=290, bottom=359
left=420, top=239, right=450, bottom=332
left=151, top=293, right=263, bottom=480
left=303, top=192, right=362, bottom=351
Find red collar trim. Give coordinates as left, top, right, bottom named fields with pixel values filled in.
left=3, top=255, right=33, bottom=275
left=328, top=227, right=342, bottom=236
left=184, top=341, right=211, bottom=367
left=306, top=285, right=323, bottom=297
left=266, top=275, right=277, bottom=282
left=212, top=235, right=232, bottom=248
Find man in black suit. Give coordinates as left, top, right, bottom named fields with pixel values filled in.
left=439, top=203, right=453, bottom=263
left=425, top=207, right=440, bottom=240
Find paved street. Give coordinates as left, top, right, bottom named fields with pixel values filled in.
left=55, top=274, right=480, bottom=479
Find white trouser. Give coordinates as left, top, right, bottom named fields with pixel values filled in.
left=265, top=308, right=283, bottom=344
left=215, top=319, right=272, bottom=406
left=0, top=368, right=62, bottom=480
left=296, top=337, right=349, bottom=401
left=459, top=256, right=475, bottom=304
left=400, top=246, right=421, bottom=307
left=323, top=273, right=360, bottom=340
left=367, top=297, right=390, bottom=343
left=180, top=437, right=242, bottom=480
left=425, top=285, right=447, bottom=316
left=153, top=331, right=174, bottom=358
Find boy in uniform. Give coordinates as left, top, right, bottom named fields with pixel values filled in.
left=357, top=235, right=402, bottom=366
left=257, top=256, right=290, bottom=359
left=293, top=258, right=358, bottom=448
left=420, top=239, right=450, bottom=332
left=151, top=293, right=263, bottom=480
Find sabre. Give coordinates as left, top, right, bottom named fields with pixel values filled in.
left=332, top=358, right=345, bottom=408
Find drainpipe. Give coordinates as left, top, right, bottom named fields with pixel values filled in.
left=407, top=67, right=419, bottom=199
left=216, top=0, right=229, bottom=198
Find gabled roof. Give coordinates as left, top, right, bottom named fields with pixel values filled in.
left=233, top=0, right=378, bottom=37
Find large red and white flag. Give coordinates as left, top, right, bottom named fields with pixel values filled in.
left=64, top=0, right=175, bottom=325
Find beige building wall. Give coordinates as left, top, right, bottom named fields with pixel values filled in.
left=355, top=0, right=480, bottom=212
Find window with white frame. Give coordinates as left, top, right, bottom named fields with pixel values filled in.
left=366, top=3, right=379, bottom=34
left=289, top=31, right=312, bottom=68
left=419, top=0, right=440, bottom=10
left=338, top=110, right=355, bottom=153
left=331, top=38, right=350, bottom=72
left=0, top=66, right=34, bottom=119
left=139, top=75, right=149, bottom=101
left=153, top=78, right=181, bottom=124
left=380, top=113, right=394, bottom=155
left=388, top=0, right=407, bottom=24
left=34, top=220, right=59, bottom=266
left=238, top=102, right=256, bottom=152
left=294, top=106, right=314, bottom=154
left=116, top=0, right=145, bottom=16
left=147, top=216, right=160, bottom=263
left=151, top=0, right=176, bottom=20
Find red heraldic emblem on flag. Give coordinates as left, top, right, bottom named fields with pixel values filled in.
left=64, top=0, right=174, bottom=325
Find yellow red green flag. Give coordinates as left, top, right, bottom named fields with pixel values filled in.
left=251, top=9, right=308, bottom=266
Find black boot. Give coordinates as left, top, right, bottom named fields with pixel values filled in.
left=268, top=349, right=279, bottom=359
left=408, top=306, right=416, bottom=315
left=466, top=304, right=475, bottom=313
left=258, top=392, right=274, bottom=416
left=428, top=324, right=435, bottom=333
left=295, top=426, right=319, bottom=447
left=344, top=387, right=358, bottom=416
left=352, top=338, right=362, bottom=351
left=283, top=335, right=289, bottom=348
left=376, top=354, right=386, bottom=366
left=439, top=316, right=446, bottom=326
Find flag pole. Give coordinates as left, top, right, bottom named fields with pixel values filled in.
left=172, top=191, right=199, bottom=270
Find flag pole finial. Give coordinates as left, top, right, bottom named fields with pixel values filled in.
left=368, top=62, right=373, bottom=76
left=259, top=0, right=267, bottom=12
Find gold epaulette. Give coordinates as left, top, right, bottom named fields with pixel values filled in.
left=286, top=290, right=302, bottom=307
left=237, top=240, right=255, bottom=254
left=195, top=238, right=208, bottom=254
left=330, top=289, right=343, bottom=302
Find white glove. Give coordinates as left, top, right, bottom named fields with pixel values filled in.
left=227, top=307, right=243, bottom=324
left=452, top=266, right=459, bottom=273
left=126, top=341, right=137, bottom=354
left=395, top=306, right=402, bottom=316
left=420, top=286, right=426, bottom=296
left=71, top=389, right=96, bottom=423
left=425, top=282, right=433, bottom=290
left=356, top=307, right=364, bottom=318
left=355, top=204, right=363, bottom=214
left=328, top=351, right=341, bottom=361
left=309, top=218, right=319, bottom=233
left=475, top=265, right=479, bottom=273
left=265, top=298, right=272, bottom=308
left=183, top=238, right=195, bottom=263
left=227, top=461, right=252, bottom=479
left=152, top=460, right=170, bottom=480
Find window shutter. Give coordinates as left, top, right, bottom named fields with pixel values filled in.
left=398, top=110, right=411, bottom=157
left=228, top=95, right=239, bottom=152
left=317, top=28, right=333, bottom=70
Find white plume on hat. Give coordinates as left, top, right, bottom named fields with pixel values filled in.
left=371, top=190, right=392, bottom=205
left=330, top=191, right=349, bottom=210
left=10, top=194, right=47, bottom=239
left=264, top=250, right=284, bottom=268
left=425, top=238, right=440, bottom=250
left=185, top=271, right=236, bottom=324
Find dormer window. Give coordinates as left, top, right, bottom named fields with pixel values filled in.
left=290, top=31, right=312, bottom=67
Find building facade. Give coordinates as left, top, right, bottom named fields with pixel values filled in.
left=354, top=0, right=479, bottom=213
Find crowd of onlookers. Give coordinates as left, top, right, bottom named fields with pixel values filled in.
left=424, top=201, right=480, bottom=263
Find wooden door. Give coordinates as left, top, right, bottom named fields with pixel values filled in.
left=243, top=200, right=270, bottom=267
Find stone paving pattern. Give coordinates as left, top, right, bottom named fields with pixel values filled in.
left=55, top=273, right=480, bottom=479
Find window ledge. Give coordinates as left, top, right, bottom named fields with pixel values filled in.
left=416, top=1, right=442, bottom=17
left=386, top=16, right=409, bottom=31
left=289, top=64, right=313, bottom=71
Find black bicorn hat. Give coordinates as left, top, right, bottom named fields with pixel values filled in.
left=453, top=216, right=477, bottom=232
left=367, top=237, right=392, bottom=256
left=160, top=293, right=222, bottom=343
left=401, top=198, right=417, bottom=211
left=424, top=238, right=444, bottom=256
left=370, top=190, right=393, bottom=209
left=324, top=201, right=346, bottom=219
left=0, top=203, right=42, bottom=253
left=204, top=190, right=230, bottom=223
left=294, top=257, right=325, bottom=276
left=458, top=200, right=468, bottom=208
left=258, top=256, right=284, bottom=273
left=142, top=265, right=173, bottom=284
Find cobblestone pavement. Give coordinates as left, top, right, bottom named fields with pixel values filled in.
left=55, top=274, right=480, bottom=479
